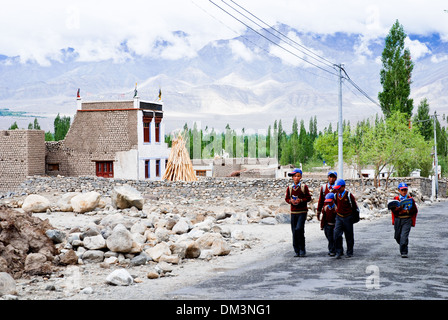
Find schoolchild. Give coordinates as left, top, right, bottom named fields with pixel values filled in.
left=316, top=171, right=337, bottom=221
left=320, top=192, right=337, bottom=256
left=389, top=183, right=418, bottom=258
left=333, top=179, right=359, bottom=259
left=285, top=168, right=312, bottom=257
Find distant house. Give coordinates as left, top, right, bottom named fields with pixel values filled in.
left=45, top=95, right=171, bottom=180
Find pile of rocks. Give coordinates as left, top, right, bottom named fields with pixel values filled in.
left=2, top=185, right=278, bottom=284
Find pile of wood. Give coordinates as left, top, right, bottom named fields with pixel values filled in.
left=163, top=134, right=198, bottom=182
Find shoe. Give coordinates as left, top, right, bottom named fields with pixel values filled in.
left=346, top=254, right=353, bottom=258
left=335, top=254, right=342, bottom=259
left=401, top=254, right=408, bottom=258
left=294, top=253, right=300, bottom=257
left=329, top=252, right=336, bottom=257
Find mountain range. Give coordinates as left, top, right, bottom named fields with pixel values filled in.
left=0, top=24, right=447, bottom=134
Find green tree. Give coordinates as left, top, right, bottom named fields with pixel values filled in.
left=8, top=121, right=18, bottom=130
left=413, top=98, right=432, bottom=140
left=54, top=113, right=71, bottom=141
left=378, top=20, right=414, bottom=119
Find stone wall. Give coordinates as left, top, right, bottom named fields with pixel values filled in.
left=6, top=175, right=446, bottom=201
left=0, top=130, right=45, bottom=192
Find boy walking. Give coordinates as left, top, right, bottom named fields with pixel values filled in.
left=389, top=183, right=418, bottom=258
left=316, top=171, right=337, bottom=221
left=285, top=168, right=312, bottom=257
left=333, top=179, right=359, bottom=259
left=320, top=193, right=337, bottom=256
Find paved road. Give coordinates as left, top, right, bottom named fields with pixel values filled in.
left=169, top=201, right=448, bottom=300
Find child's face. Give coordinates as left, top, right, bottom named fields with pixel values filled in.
left=399, top=188, right=408, bottom=197
left=292, top=173, right=302, bottom=184
left=328, top=175, right=337, bottom=185
left=336, top=186, right=345, bottom=193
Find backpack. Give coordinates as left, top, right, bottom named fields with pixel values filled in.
left=347, top=191, right=360, bottom=223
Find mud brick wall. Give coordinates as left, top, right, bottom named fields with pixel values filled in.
left=81, top=101, right=134, bottom=110
left=45, top=109, right=138, bottom=177
left=0, top=130, right=45, bottom=191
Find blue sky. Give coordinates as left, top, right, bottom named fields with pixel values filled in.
left=1, top=0, right=447, bottom=66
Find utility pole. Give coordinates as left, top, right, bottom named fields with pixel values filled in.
left=338, top=64, right=344, bottom=179
left=433, top=111, right=439, bottom=199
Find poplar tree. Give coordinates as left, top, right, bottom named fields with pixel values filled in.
left=378, top=20, right=414, bottom=119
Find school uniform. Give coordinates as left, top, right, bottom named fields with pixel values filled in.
left=321, top=202, right=337, bottom=255
left=334, top=190, right=358, bottom=258
left=317, top=183, right=335, bottom=220
left=391, top=195, right=418, bottom=256
left=285, top=182, right=312, bottom=256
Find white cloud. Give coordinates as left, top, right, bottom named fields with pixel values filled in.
left=405, top=38, right=431, bottom=61
left=431, top=54, right=448, bottom=63
left=229, top=40, right=256, bottom=62
left=1, top=0, right=447, bottom=65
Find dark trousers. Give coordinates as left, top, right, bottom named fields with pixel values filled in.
left=394, top=217, right=412, bottom=255
left=323, top=224, right=335, bottom=254
left=334, top=215, right=354, bottom=256
left=290, top=213, right=306, bottom=255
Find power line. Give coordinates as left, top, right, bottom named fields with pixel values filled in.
left=222, top=0, right=338, bottom=71
left=209, top=0, right=341, bottom=77
left=190, top=0, right=337, bottom=82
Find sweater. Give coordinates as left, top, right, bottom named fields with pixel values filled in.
left=335, top=190, right=358, bottom=218
left=317, top=183, right=335, bottom=215
left=321, top=203, right=337, bottom=229
left=285, top=183, right=312, bottom=214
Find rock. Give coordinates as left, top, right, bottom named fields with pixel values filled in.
left=147, top=271, right=159, bottom=279
left=146, top=242, right=171, bottom=262
left=105, top=268, right=134, bottom=286
left=260, top=217, right=277, bottom=225
left=82, top=250, right=105, bottom=263
left=111, top=185, right=144, bottom=210
left=172, top=218, right=191, bottom=234
left=58, top=249, right=78, bottom=265
left=83, top=235, right=107, bottom=250
left=184, top=241, right=201, bottom=259
left=56, top=192, right=80, bottom=212
left=22, top=195, right=51, bottom=213
left=45, top=229, right=66, bottom=243
left=71, top=191, right=101, bottom=213
left=106, top=224, right=134, bottom=253
left=196, top=233, right=223, bottom=249
left=211, top=239, right=231, bottom=256
left=0, top=272, right=16, bottom=296
left=24, top=253, right=53, bottom=275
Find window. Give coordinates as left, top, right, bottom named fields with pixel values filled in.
left=96, top=161, right=113, bottom=178
left=156, top=159, right=160, bottom=177
left=196, top=170, right=206, bottom=177
left=47, top=163, right=59, bottom=172
left=155, top=122, right=160, bottom=143
left=145, top=160, right=150, bottom=179
left=143, top=122, right=150, bottom=143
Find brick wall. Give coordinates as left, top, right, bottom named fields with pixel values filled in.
left=0, top=130, right=45, bottom=191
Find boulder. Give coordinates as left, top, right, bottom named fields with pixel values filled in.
left=0, top=272, right=16, bottom=296
left=71, top=191, right=101, bottom=213
left=111, top=185, right=144, bottom=210
left=106, top=224, right=134, bottom=253
left=83, top=235, right=107, bottom=250
left=22, top=195, right=51, bottom=213
left=56, top=192, right=80, bottom=212
left=24, top=253, right=53, bottom=275
left=146, top=242, right=171, bottom=262
left=82, top=250, right=105, bottom=263
left=105, top=268, right=133, bottom=286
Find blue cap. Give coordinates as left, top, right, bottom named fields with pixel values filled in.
left=288, top=168, right=302, bottom=177
left=328, top=171, right=337, bottom=177
left=324, top=192, right=335, bottom=202
left=398, top=183, right=408, bottom=190
left=333, top=179, right=346, bottom=190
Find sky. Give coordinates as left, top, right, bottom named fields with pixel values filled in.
left=1, top=0, right=447, bottom=66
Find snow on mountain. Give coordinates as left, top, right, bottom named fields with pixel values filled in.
left=0, top=25, right=447, bottom=134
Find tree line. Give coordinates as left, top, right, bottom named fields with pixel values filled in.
left=8, top=113, right=71, bottom=141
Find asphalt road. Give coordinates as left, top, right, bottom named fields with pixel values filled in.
left=168, top=201, right=448, bottom=300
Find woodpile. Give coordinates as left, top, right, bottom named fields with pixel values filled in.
left=163, top=134, right=198, bottom=182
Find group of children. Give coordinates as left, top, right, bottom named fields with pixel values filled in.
left=285, top=169, right=418, bottom=259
